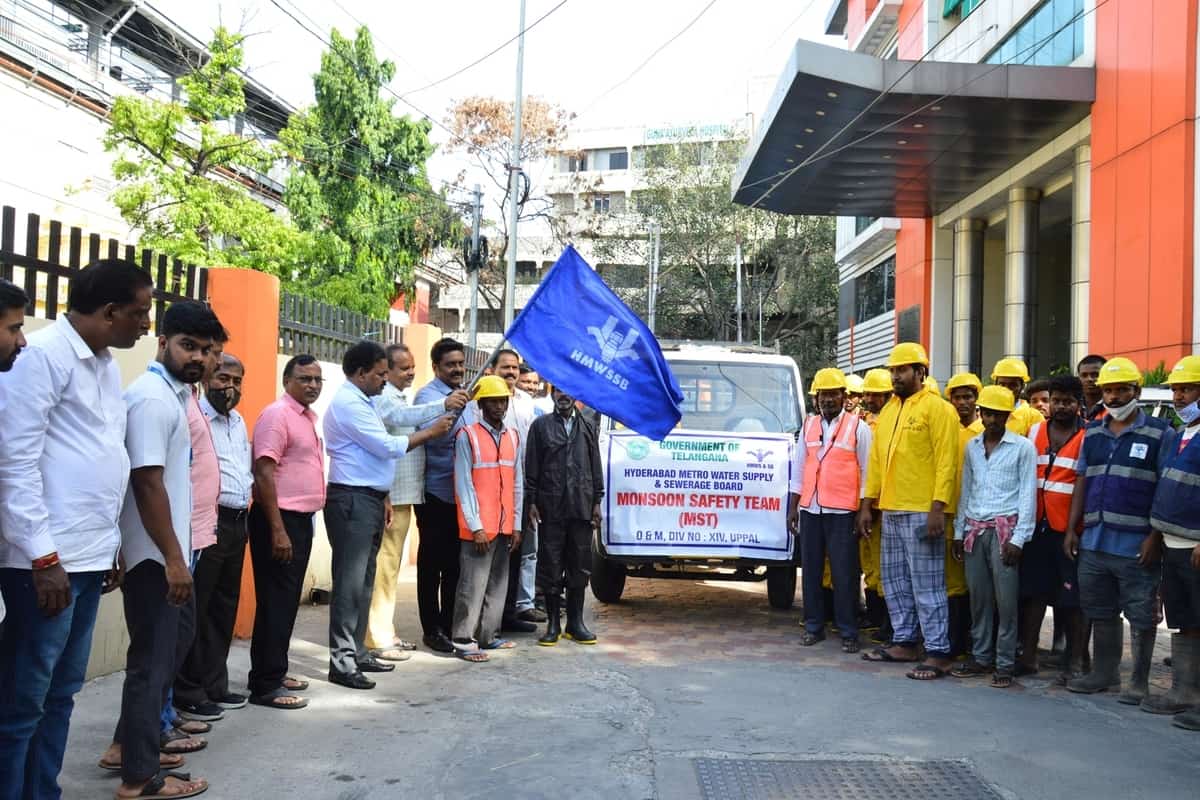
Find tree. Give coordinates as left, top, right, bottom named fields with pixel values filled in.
left=103, top=27, right=316, bottom=278
left=443, top=96, right=580, bottom=313
left=281, top=27, right=460, bottom=317
left=591, top=136, right=837, bottom=378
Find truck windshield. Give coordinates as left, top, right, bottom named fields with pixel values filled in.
left=669, top=360, right=801, bottom=434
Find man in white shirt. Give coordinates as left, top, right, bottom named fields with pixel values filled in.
left=464, top=349, right=540, bottom=632
left=0, top=279, right=27, bottom=627
left=367, top=343, right=467, bottom=660
left=107, top=301, right=223, bottom=800
left=175, top=352, right=255, bottom=715
left=787, top=368, right=872, bottom=653
left=0, top=259, right=152, bottom=800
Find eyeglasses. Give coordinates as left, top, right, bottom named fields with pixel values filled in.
left=292, top=376, right=324, bottom=385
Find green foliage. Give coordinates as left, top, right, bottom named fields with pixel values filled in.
left=591, top=138, right=837, bottom=377
left=280, top=27, right=460, bottom=317
left=1144, top=361, right=1169, bottom=386
left=103, top=28, right=315, bottom=279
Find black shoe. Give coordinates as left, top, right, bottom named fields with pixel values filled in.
left=174, top=701, right=224, bottom=721
left=328, top=670, right=375, bottom=690
left=517, top=607, right=548, bottom=623
left=422, top=633, right=454, bottom=653
left=214, top=692, right=248, bottom=710
left=357, top=657, right=396, bottom=673
left=563, top=587, right=597, bottom=644
left=501, top=617, right=538, bottom=633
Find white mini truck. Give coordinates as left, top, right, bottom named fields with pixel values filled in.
left=593, top=343, right=807, bottom=609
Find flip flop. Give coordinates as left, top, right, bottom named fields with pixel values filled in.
left=99, top=753, right=185, bottom=772
left=991, top=670, right=1015, bottom=689
left=481, top=638, right=516, bottom=650
left=281, top=676, right=309, bottom=691
left=159, top=729, right=206, bottom=755
left=172, top=719, right=210, bottom=735
left=906, top=664, right=947, bottom=681
left=115, top=771, right=208, bottom=799
left=248, top=688, right=308, bottom=710
left=861, top=646, right=918, bottom=663
left=457, top=650, right=489, bottom=663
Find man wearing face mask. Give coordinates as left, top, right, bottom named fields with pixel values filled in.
left=1145, top=355, right=1200, bottom=726
left=1064, top=358, right=1175, bottom=703
left=174, top=353, right=253, bottom=721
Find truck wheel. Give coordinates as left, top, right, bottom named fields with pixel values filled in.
left=590, top=555, right=626, bottom=603
left=766, top=566, right=797, bottom=610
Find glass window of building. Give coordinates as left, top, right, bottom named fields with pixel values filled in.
left=608, top=150, right=629, bottom=170
left=593, top=193, right=611, bottom=214
left=984, top=0, right=1084, bottom=67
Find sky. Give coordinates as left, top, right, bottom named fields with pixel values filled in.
left=152, top=0, right=840, bottom=195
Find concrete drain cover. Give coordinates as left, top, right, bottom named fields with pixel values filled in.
left=693, top=758, right=1002, bottom=799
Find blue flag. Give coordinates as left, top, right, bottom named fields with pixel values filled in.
left=506, top=246, right=683, bottom=440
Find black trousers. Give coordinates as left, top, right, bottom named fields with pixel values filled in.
left=415, top=494, right=461, bottom=637
left=247, top=505, right=314, bottom=697
left=175, top=507, right=248, bottom=705
left=324, top=484, right=386, bottom=675
left=536, top=519, right=593, bottom=597
left=114, top=561, right=195, bottom=784
left=800, top=511, right=861, bottom=640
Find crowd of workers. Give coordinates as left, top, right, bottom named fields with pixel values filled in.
left=1, top=258, right=1199, bottom=799
left=789, top=341, right=1200, bottom=732
left=0, top=261, right=603, bottom=800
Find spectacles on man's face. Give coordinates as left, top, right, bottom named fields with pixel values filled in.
left=292, top=375, right=324, bottom=385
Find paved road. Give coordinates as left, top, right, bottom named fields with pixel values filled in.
left=62, top=568, right=1198, bottom=799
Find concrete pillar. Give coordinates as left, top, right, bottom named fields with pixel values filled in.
left=1070, top=145, right=1091, bottom=367
left=1004, top=188, right=1041, bottom=361
left=952, top=218, right=986, bottom=375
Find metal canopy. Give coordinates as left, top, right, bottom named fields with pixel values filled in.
left=733, top=40, right=1094, bottom=219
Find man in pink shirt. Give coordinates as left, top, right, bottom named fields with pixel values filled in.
left=246, top=355, right=326, bottom=709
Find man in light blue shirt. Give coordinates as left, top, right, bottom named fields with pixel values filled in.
left=323, top=341, right=452, bottom=689
left=412, top=338, right=470, bottom=651
left=951, top=386, right=1037, bottom=687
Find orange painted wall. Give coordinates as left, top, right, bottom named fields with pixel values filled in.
left=1090, top=0, right=1197, bottom=368
left=892, top=0, right=933, bottom=348
left=845, top=0, right=879, bottom=46
left=206, top=267, right=282, bottom=639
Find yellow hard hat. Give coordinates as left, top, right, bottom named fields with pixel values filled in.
left=863, top=368, right=892, bottom=393
left=809, top=367, right=848, bottom=394
left=845, top=374, right=865, bottom=394
left=990, top=357, right=1031, bottom=382
left=977, top=384, right=1016, bottom=413
left=924, top=376, right=940, bottom=394
left=944, top=372, right=983, bottom=397
left=886, top=341, right=929, bottom=368
left=1166, top=355, right=1200, bottom=385
left=472, top=375, right=512, bottom=400
left=1097, top=357, right=1143, bottom=387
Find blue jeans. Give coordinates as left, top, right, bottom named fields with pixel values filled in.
left=0, top=569, right=105, bottom=800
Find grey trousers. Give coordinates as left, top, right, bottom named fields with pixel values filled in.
left=324, top=485, right=386, bottom=676
left=964, top=527, right=1020, bottom=671
left=451, top=536, right=512, bottom=647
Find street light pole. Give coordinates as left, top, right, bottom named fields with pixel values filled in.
left=468, top=184, right=482, bottom=351
left=502, top=0, right=527, bottom=331
left=735, top=240, right=743, bottom=343
left=648, top=222, right=660, bottom=333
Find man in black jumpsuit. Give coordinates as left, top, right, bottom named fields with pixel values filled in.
left=525, top=388, right=604, bottom=645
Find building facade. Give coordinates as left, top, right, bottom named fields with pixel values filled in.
left=735, top=0, right=1198, bottom=380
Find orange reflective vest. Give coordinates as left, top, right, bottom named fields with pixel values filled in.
left=456, top=422, right=520, bottom=541
left=1033, top=421, right=1085, bottom=533
left=798, top=412, right=861, bottom=511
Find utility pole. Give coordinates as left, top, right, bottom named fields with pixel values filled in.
left=735, top=239, right=743, bottom=343
left=467, top=184, right=482, bottom=352
left=502, top=0, right=527, bottom=331
left=648, top=222, right=660, bottom=333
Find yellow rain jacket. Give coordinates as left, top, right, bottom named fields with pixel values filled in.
left=866, top=389, right=960, bottom=512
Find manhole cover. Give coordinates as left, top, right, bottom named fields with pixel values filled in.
left=693, top=758, right=1003, bottom=800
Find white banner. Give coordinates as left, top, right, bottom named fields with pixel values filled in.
left=602, top=431, right=793, bottom=560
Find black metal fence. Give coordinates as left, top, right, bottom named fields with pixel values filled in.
left=0, top=206, right=208, bottom=328
left=278, top=291, right=404, bottom=363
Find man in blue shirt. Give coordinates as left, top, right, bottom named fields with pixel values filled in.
left=413, top=338, right=469, bottom=652
left=323, top=341, right=452, bottom=690
left=1064, top=358, right=1176, bottom=702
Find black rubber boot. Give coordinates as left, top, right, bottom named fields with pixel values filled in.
left=563, top=587, right=597, bottom=644
left=1119, top=627, right=1158, bottom=705
left=1142, top=634, right=1200, bottom=714
left=538, top=594, right=562, bottom=646
left=1068, top=618, right=1123, bottom=694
